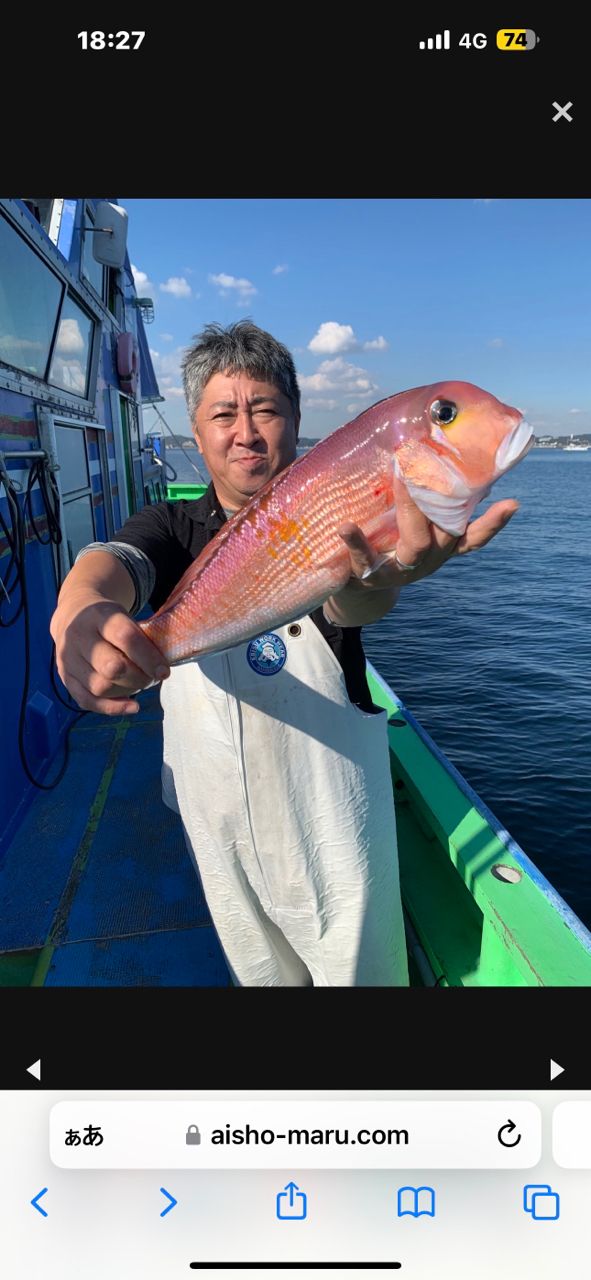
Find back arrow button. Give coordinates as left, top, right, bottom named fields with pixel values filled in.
left=31, top=1188, right=48, bottom=1217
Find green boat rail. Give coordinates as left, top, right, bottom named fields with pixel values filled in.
left=166, top=482, right=210, bottom=501
left=365, top=664, right=591, bottom=987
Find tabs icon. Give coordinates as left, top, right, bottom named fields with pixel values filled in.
left=523, top=1184, right=560, bottom=1220
left=397, top=1185, right=436, bottom=1217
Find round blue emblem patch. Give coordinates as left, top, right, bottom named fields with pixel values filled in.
left=246, top=632, right=287, bottom=676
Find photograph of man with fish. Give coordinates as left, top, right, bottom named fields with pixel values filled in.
left=3, top=196, right=590, bottom=990
left=50, top=319, right=532, bottom=987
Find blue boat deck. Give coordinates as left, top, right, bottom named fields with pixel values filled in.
left=0, top=687, right=232, bottom=986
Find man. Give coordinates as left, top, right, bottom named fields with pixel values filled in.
left=50, top=321, right=518, bottom=987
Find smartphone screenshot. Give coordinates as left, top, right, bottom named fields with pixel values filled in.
left=0, top=17, right=588, bottom=1278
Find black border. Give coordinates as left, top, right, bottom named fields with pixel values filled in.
left=2, top=990, right=588, bottom=1088
left=1, top=18, right=589, bottom=1093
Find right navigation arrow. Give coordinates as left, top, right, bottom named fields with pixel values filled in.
left=550, top=1059, right=564, bottom=1081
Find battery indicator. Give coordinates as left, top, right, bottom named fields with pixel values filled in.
left=497, top=29, right=539, bottom=50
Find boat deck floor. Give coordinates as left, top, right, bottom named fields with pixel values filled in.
left=0, top=687, right=232, bottom=986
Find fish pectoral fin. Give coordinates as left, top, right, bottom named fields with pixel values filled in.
left=316, top=508, right=400, bottom=576
left=357, top=506, right=399, bottom=554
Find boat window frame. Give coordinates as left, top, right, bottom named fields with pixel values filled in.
left=80, top=201, right=106, bottom=303
left=95, top=423, right=116, bottom=540
left=0, top=200, right=109, bottom=415
left=52, top=418, right=97, bottom=571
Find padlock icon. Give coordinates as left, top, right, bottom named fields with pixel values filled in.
left=186, top=1124, right=201, bottom=1145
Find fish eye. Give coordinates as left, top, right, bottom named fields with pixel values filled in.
left=430, top=399, right=458, bottom=426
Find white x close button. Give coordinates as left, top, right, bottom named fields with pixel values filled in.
left=552, top=101, right=573, bottom=122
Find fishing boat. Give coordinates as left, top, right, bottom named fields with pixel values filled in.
left=2, top=197, right=591, bottom=988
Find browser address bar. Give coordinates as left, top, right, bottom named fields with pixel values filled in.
left=49, top=1101, right=541, bottom=1169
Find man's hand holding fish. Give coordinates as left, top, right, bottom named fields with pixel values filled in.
left=324, top=476, right=519, bottom=626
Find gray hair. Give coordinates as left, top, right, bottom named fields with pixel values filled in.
left=181, top=319, right=301, bottom=426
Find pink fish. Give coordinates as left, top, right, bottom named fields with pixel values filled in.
left=139, top=381, right=533, bottom=665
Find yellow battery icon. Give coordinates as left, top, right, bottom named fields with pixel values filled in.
left=497, top=28, right=539, bottom=50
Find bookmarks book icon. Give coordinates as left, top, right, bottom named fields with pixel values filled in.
left=397, top=1186, right=436, bottom=1217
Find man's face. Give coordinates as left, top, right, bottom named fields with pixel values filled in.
left=192, top=372, right=300, bottom=511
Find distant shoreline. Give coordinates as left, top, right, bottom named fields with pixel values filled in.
left=165, top=438, right=591, bottom=454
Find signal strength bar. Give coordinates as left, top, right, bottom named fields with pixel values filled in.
left=419, top=30, right=451, bottom=50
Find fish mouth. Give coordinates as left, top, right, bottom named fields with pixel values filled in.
left=495, top=419, right=535, bottom=473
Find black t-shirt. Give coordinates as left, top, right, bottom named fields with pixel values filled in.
left=114, top=482, right=376, bottom=712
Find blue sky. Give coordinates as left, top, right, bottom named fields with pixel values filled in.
left=119, top=199, right=590, bottom=439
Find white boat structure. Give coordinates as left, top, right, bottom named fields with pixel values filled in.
left=564, top=435, right=590, bottom=451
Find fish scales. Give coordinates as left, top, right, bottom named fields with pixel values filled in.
left=139, top=383, right=533, bottom=665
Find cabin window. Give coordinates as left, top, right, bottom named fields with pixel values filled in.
left=53, top=423, right=96, bottom=567
left=61, top=493, right=96, bottom=566
left=125, top=397, right=141, bottom=457
left=144, top=479, right=165, bottom=504
left=47, top=294, right=94, bottom=398
left=81, top=204, right=105, bottom=299
left=57, top=201, right=77, bottom=260
left=54, top=423, right=90, bottom=492
left=18, top=199, right=76, bottom=259
left=21, top=199, right=56, bottom=237
left=0, top=211, right=63, bottom=377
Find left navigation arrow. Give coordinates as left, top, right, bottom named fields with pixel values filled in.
left=31, top=1188, right=48, bottom=1217
left=26, top=1060, right=41, bottom=1081
left=160, top=1188, right=177, bottom=1217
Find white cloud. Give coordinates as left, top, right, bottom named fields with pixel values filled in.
left=160, top=333, right=174, bottom=342
left=299, top=357, right=379, bottom=396
left=209, top=272, right=257, bottom=301
left=474, top=198, right=496, bottom=203
left=303, top=398, right=339, bottom=411
left=272, top=264, right=288, bottom=275
left=488, top=337, right=505, bottom=347
left=308, top=321, right=388, bottom=355
left=309, top=322, right=357, bottom=355
left=569, top=408, right=584, bottom=414
left=160, top=276, right=192, bottom=298
left=362, top=335, right=388, bottom=351
left=149, top=347, right=187, bottom=398
left=131, top=263, right=155, bottom=295
left=309, top=322, right=355, bottom=353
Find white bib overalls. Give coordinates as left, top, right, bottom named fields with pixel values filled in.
left=159, top=615, right=409, bottom=987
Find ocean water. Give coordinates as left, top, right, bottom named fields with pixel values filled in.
left=363, top=452, right=591, bottom=931
left=166, top=447, right=591, bottom=929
